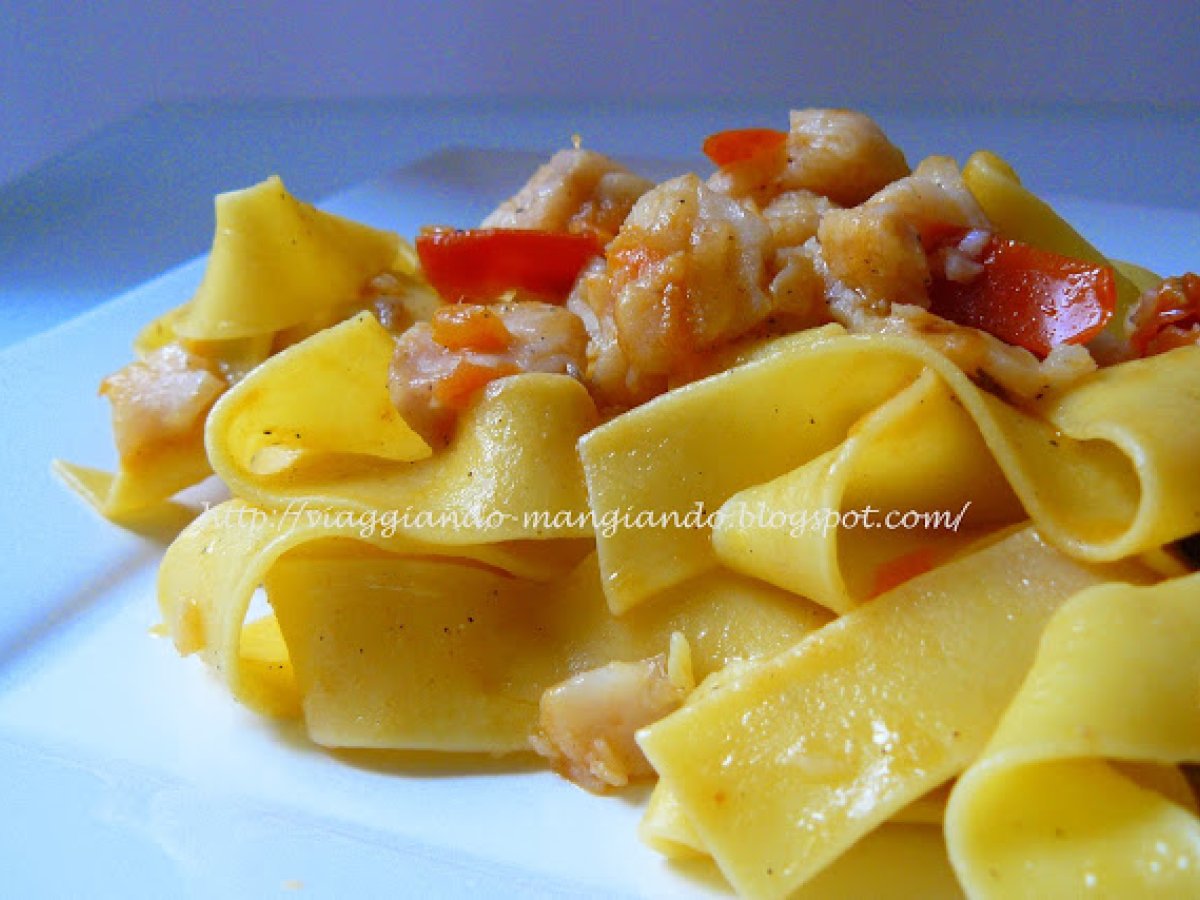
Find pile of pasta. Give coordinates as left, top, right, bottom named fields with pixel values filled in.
left=59, top=135, right=1200, bottom=899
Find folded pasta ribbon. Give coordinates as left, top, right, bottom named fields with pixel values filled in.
left=205, top=312, right=599, bottom=543
left=158, top=500, right=830, bottom=749
left=636, top=527, right=1152, bottom=899
left=157, top=498, right=597, bottom=718
left=207, top=311, right=432, bottom=471
left=713, top=368, right=1021, bottom=613
left=946, top=573, right=1200, bottom=898
left=53, top=451, right=212, bottom=528
left=58, top=176, right=418, bottom=519
left=641, top=778, right=963, bottom=900
left=174, top=175, right=402, bottom=340
left=582, top=325, right=1200, bottom=614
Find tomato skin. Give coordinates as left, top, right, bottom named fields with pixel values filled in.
left=702, top=128, right=788, bottom=168
left=415, top=228, right=602, bottom=304
left=1129, top=274, right=1200, bottom=357
left=432, top=360, right=520, bottom=410
left=871, top=546, right=939, bottom=598
left=927, top=232, right=1116, bottom=359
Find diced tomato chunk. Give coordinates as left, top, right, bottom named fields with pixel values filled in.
left=702, top=128, right=788, bottom=168
left=431, top=359, right=520, bottom=410
left=927, top=231, right=1116, bottom=359
left=416, top=228, right=601, bottom=304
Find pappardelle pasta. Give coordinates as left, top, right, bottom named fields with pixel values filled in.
left=59, top=109, right=1200, bottom=899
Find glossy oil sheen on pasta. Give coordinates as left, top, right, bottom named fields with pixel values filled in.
left=61, top=131, right=1200, bottom=899
left=158, top=321, right=1200, bottom=897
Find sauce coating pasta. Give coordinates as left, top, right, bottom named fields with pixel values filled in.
left=58, top=108, right=1200, bottom=899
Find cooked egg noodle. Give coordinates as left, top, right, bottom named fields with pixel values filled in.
left=945, top=573, right=1200, bottom=898
left=581, top=326, right=1200, bottom=615
left=58, top=176, right=417, bottom=518
left=635, top=527, right=1158, bottom=899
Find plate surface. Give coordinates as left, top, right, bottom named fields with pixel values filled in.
left=1, top=149, right=1197, bottom=899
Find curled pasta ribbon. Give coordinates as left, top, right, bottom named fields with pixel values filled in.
left=713, top=368, right=1021, bottom=612
left=640, top=778, right=950, bottom=861
left=641, top=780, right=963, bottom=899
left=205, top=313, right=599, bottom=543
left=175, top=175, right=401, bottom=341
left=945, top=573, right=1200, bottom=898
left=207, top=312, right=433, bottom=470
left=53, top=452, right=212, bottom=529
left=57, top=176, right=413, bottom=518
left=158, top=504, right=829, bottom=750
left=158, top=498, right=591, bottom=715
left=56, top=313, right=416, bottom=523
left=636, top=528, right=1152, bottom=900
left=581, top=326, right=1200, bottom=614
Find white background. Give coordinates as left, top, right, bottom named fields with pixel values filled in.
left=3, top=0, right=1198, bottom=186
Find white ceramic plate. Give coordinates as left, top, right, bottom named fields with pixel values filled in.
left=1, top=150, right=1197, bottom=899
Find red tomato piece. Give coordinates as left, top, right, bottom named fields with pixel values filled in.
left=702, top=128, right=788, bottom=168
left=416, top=228, right=602, bottom=304
left=871, top=546, right=940, bottom=598
left=928, top=233, right=1116, bottom=359
left=1130, top=273, right=1200, bottom=357
left=432, top=359, right=520, bottom=410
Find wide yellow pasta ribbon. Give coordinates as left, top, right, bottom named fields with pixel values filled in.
left=54, top=449, right=213, bottom=529
left=157, top=498, right=591, bottom=717
left=635, top=527, right=1151, bottom=900
left=267, top=553, right=829, bottom=752
left=642, top=776, right=963, bottom=900
left=581, top=325, right=1200, bottom=614
left=713, top=368, right=1021, bottom=612
left=174, top=175, right=401, bottom=340
left=205, top=313, right=599, bottom=543
left=945, top=573, right=1200, bottom=898
left=58, top=176, right=417, bottom=520
left=158, top=498, right=830, bottom=750
left=580, top=325, right=916, bottom=614
left=640, top=776, right=952, bottom=862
